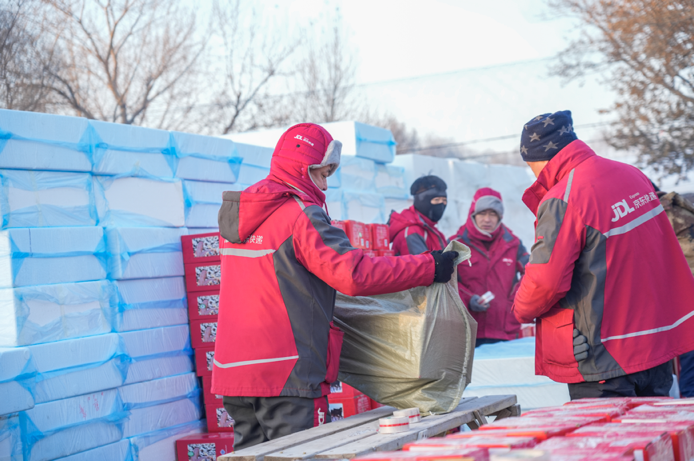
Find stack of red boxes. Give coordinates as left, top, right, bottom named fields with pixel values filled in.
left=176, top=432, right=235, bottom=461
left=351, top=397, right=694, bottom=461
left=181, top=232, right=234, bottom=435
left=328, top=381, right=372, bottom=421
left=369, top=223, right=394, bottom=256
left=332, top=220, right=394, bottom=257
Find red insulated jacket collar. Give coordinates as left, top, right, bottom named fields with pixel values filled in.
left=522, top=140, right=596, bottom=215
left=389, top=206, right=440, bottom=238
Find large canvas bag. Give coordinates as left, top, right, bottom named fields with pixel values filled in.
left=334, top=241, right=477, bottom=414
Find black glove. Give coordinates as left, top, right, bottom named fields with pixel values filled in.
left=431, top=250, right=459, bottom=283
left=573, top=328, right=589, bottom=362
left=469, top=295, right=489, bottom=312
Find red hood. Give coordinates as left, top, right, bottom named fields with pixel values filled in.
left=453, top=187, right=504, bottom=242
left=388, top=205, right=439, bottom=240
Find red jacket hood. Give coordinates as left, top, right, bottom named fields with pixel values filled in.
left=454, top=187, right=504, bottom=243
left=388, top=205, right=440, bottom=241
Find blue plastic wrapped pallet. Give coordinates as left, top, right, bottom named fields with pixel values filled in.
left=110, top=277, right=188, bottom=332
left=339, top=156, right=377, bottom=192
left=183, top=181, right=243, bottom=228
left=0, top=280, right=112, bottom=347
left=0, top=414, right=22, bottom=461
left=106, top=227, right=187, bottom=280
left=171, top=131, right=242, bottom=183
left=118, top=325, right=192, bottom=359
left=321, top=121, right=396, bottom=163
left=123, top=353, right=194, bottom=386
left=127, top=419, right=204, bottom=461
left=235, top=142, right=272, bottom=185
left=342, top=191, right=386, bottom=224
left=0, top=347, right=35, bottom=415
left=53, top=439, right=131, bottom=461
left=375, top=164, right=408, bottom=198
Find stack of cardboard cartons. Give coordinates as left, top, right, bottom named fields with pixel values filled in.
left=327, top=381, right=372, bottom=421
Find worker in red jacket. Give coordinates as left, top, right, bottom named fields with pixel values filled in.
left=449, top=187, right=529, bottom=347
left=213, top=123, right=458, bottom=449
left=389, top=175, right=448, bottom=255
left=512, top=110, right=694, bottom=399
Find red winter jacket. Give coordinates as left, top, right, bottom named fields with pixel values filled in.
left=389, top=206, right=447, bottom=255
left=212, top=124, right=435, bottom=399
left=512, top=140, right=694, bottom=384
left=449, top=188, right=529, bottom=340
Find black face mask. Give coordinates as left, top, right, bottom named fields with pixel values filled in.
left=414, top=188, right=447, bottom=223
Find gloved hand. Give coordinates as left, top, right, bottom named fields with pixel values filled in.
left=431, top=250, right=459, bottom=283
left=573, top=328, right=589, bottom=362
left=469, top=295, right=490, bottom=312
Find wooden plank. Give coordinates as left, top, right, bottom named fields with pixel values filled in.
left=219, top=406, right=397, bottom=461
left=314, top=395, right=517, bottom=459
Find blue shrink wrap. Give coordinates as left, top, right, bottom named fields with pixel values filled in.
left=321, top=121, right=396, bottom=163
left=171, top=131, right=242, bottom=183
left=118, top=373, right=199, bottom=410
left=339, top=156, right=376, bottom=192
left=325, top=189, right=344, bottom=221
left=375, top=164, right=408, bottom=199
left=184, top=181, right=241, bottom=228
left=123, top=353, right=194, bottom=386
left=106, top=227, right=187, bottom=280
left=110, top=277, right=187, bottom=332
left=0, top=347, right=34, bottom=416
left=0, top=227, right=106, bottom=288
left=121, top=395, right=202, bottom=438
left=343, top=191, right=386, bottom=224
left=128, top=419, right=204, bottom=461
left=54, top=439, right=131, bottom=461
left=0, top=414, right=22, bottom=461
left=119, top=325, right=192, bottom=360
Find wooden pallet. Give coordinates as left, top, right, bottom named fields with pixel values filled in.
left=219, top=395, right=518, bottom=461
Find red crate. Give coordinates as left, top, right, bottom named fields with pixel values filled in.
left=187, top=289, right=221, bottom=321
left=332, top=220, right=347, bottom=232
left=519, top=323, right=536, bottom=338
left=328, top=381, right=362, bottom=398
left=328, top=394, right=371, bottom=421
left=206, top=401, right=234, bottom=432
left=181, top=232, right=221, bottom=264
left=185, top=261, right=222, bottom=293
left=190, top=318, right=218, bottom=349
left=376, top=250, right=395, bottom=257
left=404, top=436, right=537, bottom=451
left=368, top=224, right=390, bottom=250
left=452, top=426, right=577, bottom=441
left=202, top=375, right=224, bottom=406
left=176, top=432, right=234, bottom=460
left=195, top=346, right=215, bottom=377
left=344, top=221, right=371, bottom=249
left=363, top=250, right=377, bottom=257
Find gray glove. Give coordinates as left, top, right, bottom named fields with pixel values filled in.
left=573, top=328, right=589, bottom=361
left=469, top=295, right=489, bottom=312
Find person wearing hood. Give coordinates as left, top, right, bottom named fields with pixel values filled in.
left=449, top=188, right=529, bottom=347
left=512, top=110, right=694, bottom=399
left=389, top=175, right=449, bottom=255
left=212, top=123, right=459, bottom=449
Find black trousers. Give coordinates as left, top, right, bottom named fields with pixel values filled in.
left=568, top=361, right=673, bottom=400
left=223, top=396, right=330, bottom=451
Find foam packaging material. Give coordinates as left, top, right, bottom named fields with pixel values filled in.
left=106, top=227, right=187, bottom=280
left=0, top=110, right=92, bottom=172
left=129, top=419, right=205, bottom=461
left=234, top=142, right=272, bottom=185
left=340, top=156, right=376, bottom=192
left=0, top=170, right=96, bottom=228
left=122, top=396, right=202, bottom=438
left=0, top=280, right=112, bottom=347
left=0, top=415, right=22, bottom=461
left=23, top=419, right=124, bottom=461
left=172, top=131, right=242, bottom=183
left=110, top=277, right=187, bottom=332
left=119, top=325, right=192, bottom=359
left=321, top=121, right=396, bottom=163
left=184, top=181, right=241, bottom=228
left=375, top=164, right=408, bottom=198
left=54, top=439, right=130, bottom=461
left=343, top=191, right=386, bottom=224
left=0, top=227, right=106, bottom=288
left=0, top=380, right=34, bottom=416
left=118, top=373, right=199, bottom=410
left=325, top=189, right=344, bottom=221
left=94, top=176, right=185, bottom=227
left=0, top=347, right=36, bottom=415
left=123, top=353, right=194, bottom=385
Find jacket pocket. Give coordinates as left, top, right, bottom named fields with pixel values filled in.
left=325, top=322, right=344, bottom=384
left=218, top=191, right=242, bottom=243
left=539, top=307, right=575, bottom=367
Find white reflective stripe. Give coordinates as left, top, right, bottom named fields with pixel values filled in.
left=214, top=355, right=299, bottom=369
left=602, top=309, right=694, bottom=343
left=404, top=227, right=409, bottom=238
left=603, top=205, right=664, bottom=238
left=293, top=195, right=305, bottom=210
left=220, top=248, right=275, bottom=257
left=563, top=168, right=575, bottom=202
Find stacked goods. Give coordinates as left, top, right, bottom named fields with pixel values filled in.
left=181, top=232, right=235, bottom=435
left=350, top=398, right=693, bottom=461
left=328, top=381, right=372, bottom=420
left=0, top=109, right=252, bottom=460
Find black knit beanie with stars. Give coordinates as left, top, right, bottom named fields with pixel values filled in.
left=520, top=110, right=578, bottom=162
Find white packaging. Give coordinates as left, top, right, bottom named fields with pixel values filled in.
left=378, top=416, right=410, bottom=434
left=111, top=277, right=187, bottom=332
left=340, top=156, right=377, bottom=191
left=106, top=227, right=187, bottom=280
left=118, top=372, right=198, bottom=408
left=119, top=325, right=191, bottom=359
left=123, top=353, right=194, bottom=385
left=122, top=396, right=202, bottom=438
left=321, top=121, right=396, bottom=163
left=392, top=407, right=421, bottom=423
left=54, top=439, right=130, bottom=461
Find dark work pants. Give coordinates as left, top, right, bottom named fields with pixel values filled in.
left=680, top=350, right=694, bottom=398
left=223, top=396, right=330, bottom=451
left=568, top=361, right=673, bottom=400
left=475, top=338, right=505, bottom=348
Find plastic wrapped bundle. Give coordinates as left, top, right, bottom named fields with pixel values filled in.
left=392, top=155, right=457, bottom=197
left=0, top=227, right=106, bottom=288
left=128, top=419, right=205, bottom=461
left=0, top=109, right=92, bottom=172
left=119, top=325, right=192, bottom=359
left=94, top=176, right=185, bottom=227
left=110, top=277, right=187, bottom=332
left=106, top=227, right=187, bottom=280
left=0, top=414, right=22, bottom=461
left=375, top=164, right=408, bottom=198
left=235, top=142, right=272, bottom=185
left=328, top=166, right=342, bottom=188
left=340, top=156, right=377, bottom=192
left=0, top=170, right=96, bottom=228
left=343, top=191, right=386, bottom=224
left=172, top=131, right=242, bottom=183
left=123, top=353, right=194, bottom=385
left=0, top=347, right=35, bottom=415
left=321, top=121, right=396, bottom=163
left=325, top=189, right=344, bottom=221
left=334, top=241, right=476, bottom=414
left=118, top=373, right=199, bottom=410
left=0, top=280, right=112, bottom=347
left=184, top=181, right=242, bottom=228
left=121, top=396, right=202, bottom=438
left=54, top=439, right=130, bottom=461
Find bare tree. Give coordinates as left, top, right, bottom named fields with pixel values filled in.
left=549, top=0, right=694, bottom=179
left=37, top=0, right=205, bottom=130
left=0, top=0, right=56, bottom=111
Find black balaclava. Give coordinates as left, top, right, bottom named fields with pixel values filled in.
left=411, top=175, right=447, bottom=223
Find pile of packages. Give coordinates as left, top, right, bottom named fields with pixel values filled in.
left=352, top=398, right=694, bottom=461
left=0, top=109, right=252, bottom=461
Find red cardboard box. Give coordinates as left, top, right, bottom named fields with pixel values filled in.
left=206, top=401, right=234, bottom=432
left=369, top=398, right=384, bottom=409
left=376, top=250, right=395, bottom=257
left=195, top=346, right=215, bottom=377
left=521, top=407, right=624, bottom=422
left=181, top=232, right=221, bottom=264
left=190, top=318, right=218, bottom=349
left=451, top=426, right=577, bottom=441
left=353, top=448, right=488, bottom=461
left=176, top=432, right=234, bottom=460
left=332, top=220, right=347, bottom=232
left=519, top=324, right=536, bottom=338
left=404, top=436, right=537, bottom=451
left=187, top=289, right=220, bottom=321
left=329, top=381, right=362, bottom=398
left=185, top=261, right=222, bottom=293
left=328, top=394, right=371, bottom=421
left=344, top=221, right=371, bottom=249
left=483, top=416, right=606, bottom=430
left=537, top=433, right=674, bottom=461
left=563, top=397, right=672, bottom=410
left=364, top=250, right=377, bottom=257
left=203, top=375, right=224, bottom=406
left=368, top=224, right=390, bottom=250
